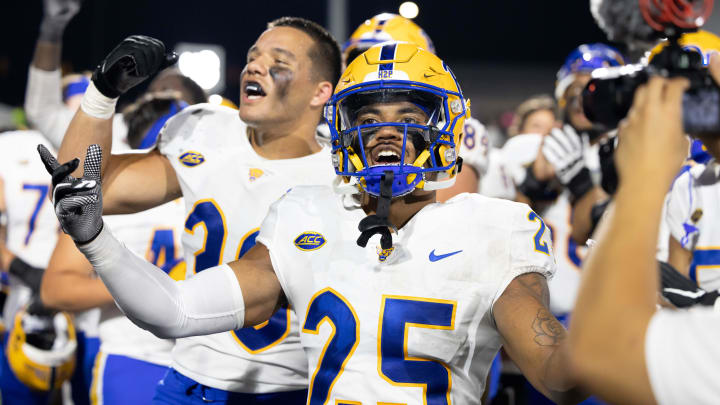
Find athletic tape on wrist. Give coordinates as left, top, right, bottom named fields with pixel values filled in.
left=80, top=81, right=118, bottom=119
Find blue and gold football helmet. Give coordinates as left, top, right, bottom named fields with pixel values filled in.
left=555, top=43, right=626, bottom=100
left=326, top=42, right=469, bottom=198
left=343, top=13, right=435, bottom=65
left=649, top=29, right=720, bottom=67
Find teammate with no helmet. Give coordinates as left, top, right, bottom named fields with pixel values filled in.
left=52, top=17, right=341, bottom=404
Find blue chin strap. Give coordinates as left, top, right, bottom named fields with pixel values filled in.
left=362, top=165, right=423, bottom=197
left=357, top=170, right=396, bottom=249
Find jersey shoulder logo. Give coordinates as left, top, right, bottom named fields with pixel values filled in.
left=429, top=249, right=463, bottom=262
left=377, top=245, right=395, bottom=262
left=294, top=232, right=326, bottom=251
left=178, top=151, right=205, bottom=167
left=249, top=168, right=264, bottom=182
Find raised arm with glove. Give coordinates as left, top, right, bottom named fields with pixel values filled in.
left=37, top=145, right=246, bottom=338
left=59, top=35, right=182, bottom=214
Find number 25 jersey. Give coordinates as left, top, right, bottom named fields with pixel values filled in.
left=257, top=187, right=556, bottom=404
left=158, top=104, right=337, bottom=392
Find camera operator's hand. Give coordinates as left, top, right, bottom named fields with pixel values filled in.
left=92, top=36, right=178, bottom=99
left=39, top=0, right=81, bottom=42
left=616, top=76, right=689, bottom=189
left=38, top=144, right=104, bottom=244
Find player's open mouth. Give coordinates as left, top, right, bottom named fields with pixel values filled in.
left=369, top=145, right=403, bottom=165
left=243, top=81, right=267, bottom=100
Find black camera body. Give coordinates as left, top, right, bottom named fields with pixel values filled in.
left=582, top=39, right=720, bottom=136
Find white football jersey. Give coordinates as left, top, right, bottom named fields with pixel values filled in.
left=256, top=186, right=555, bottom=404
left=0, top=131, right=58, bottom=324
left=665, top=161, right=720, bottom=290
left=646, top=307, right=720, bottom=405
left=480, top=147, right=516, bottom=200
left=460, top=117, right=490, bottom=179
left=499, top=134, right=598, bottom=316
left=99, top=198, right=185, bottom=365
left=157, top=103, right=337, bottom=392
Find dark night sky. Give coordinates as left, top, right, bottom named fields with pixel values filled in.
left=1, top=0, right=609, bottom=117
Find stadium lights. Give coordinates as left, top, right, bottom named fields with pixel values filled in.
left=175, top=43, right=226, bottom=94
left=399, top=1, right=419, bottom=19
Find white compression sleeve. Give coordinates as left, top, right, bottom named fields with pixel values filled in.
left=24, top=67, right=75, bottom=148
left=78, top=225, right=245, bottom=338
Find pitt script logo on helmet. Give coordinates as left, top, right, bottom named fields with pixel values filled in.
left=342, top=13, right=436, bottom=65
left=325, top=42, right=470, bottom=198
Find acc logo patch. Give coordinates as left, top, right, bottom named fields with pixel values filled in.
left=294, top=232, right=326, bottom=251
left=179, top=151, right=205, bottom=167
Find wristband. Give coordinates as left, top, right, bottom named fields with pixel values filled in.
left=567, top=167, right=594, bottom=202
left=517, top=165, right=558, bottom=202
left=9, top=257, right=44, bottom=294
left=80, top=81, right=118, bottom=119
left=589, top=198, right=611, bottom=236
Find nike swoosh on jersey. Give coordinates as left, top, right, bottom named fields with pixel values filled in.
left=429, top=249, right=463, bottom=262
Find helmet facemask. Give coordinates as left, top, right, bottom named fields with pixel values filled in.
left=328, top=86, right=459, bottom=198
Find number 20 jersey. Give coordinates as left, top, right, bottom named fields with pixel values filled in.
left=256, top=187, right=556, bottom=404
left=157, top=104, right=336, bottom=392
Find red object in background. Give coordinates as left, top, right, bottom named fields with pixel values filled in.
left=640, top=0, right=714, bottom=31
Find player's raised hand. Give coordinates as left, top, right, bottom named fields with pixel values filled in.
left=542, top=124, right=585, bottom=185
left=39, top=0, right=81, bottom=42
left=92, top=35, right=178, bottom=99
left=542, top=124, right=594, bottom=200
left=37, top=144, right=104, bottom=244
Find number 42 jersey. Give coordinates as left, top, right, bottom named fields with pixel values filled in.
left=257, top=187, right=556, bottom=404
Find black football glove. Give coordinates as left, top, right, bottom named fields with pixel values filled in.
left=659, top=260, right=720, bottom=308
left=37, top=144, right=104, bottom=244
left=92, top=35, right=178, bottom=98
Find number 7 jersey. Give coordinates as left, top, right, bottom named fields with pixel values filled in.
left=257, top=186, right=556, bottom=404
left=158, top=104, right=337, bottom=392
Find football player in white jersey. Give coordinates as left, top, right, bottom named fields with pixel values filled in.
left=40, top=94, right=187, bottom=405
left=505, top=44, right=626, bottom=321
left=659, top=32, right=720, bottom=293
left=24, top=0, right=206, bottom=151
left=0, top=130, right=60, bottom=404
left=340, top=12, right=492, bottom=202
left=53, top=17, right=342, bottom=404
left=45, top=42, right=586, bottom=404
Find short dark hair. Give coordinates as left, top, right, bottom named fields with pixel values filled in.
left=149, top=69, right=208, bottom=105
left=123, top=91, right=183, bottom=149
left=268, top=17, right=342, bottom=88
left=177, top=74, right=208, bottom=104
